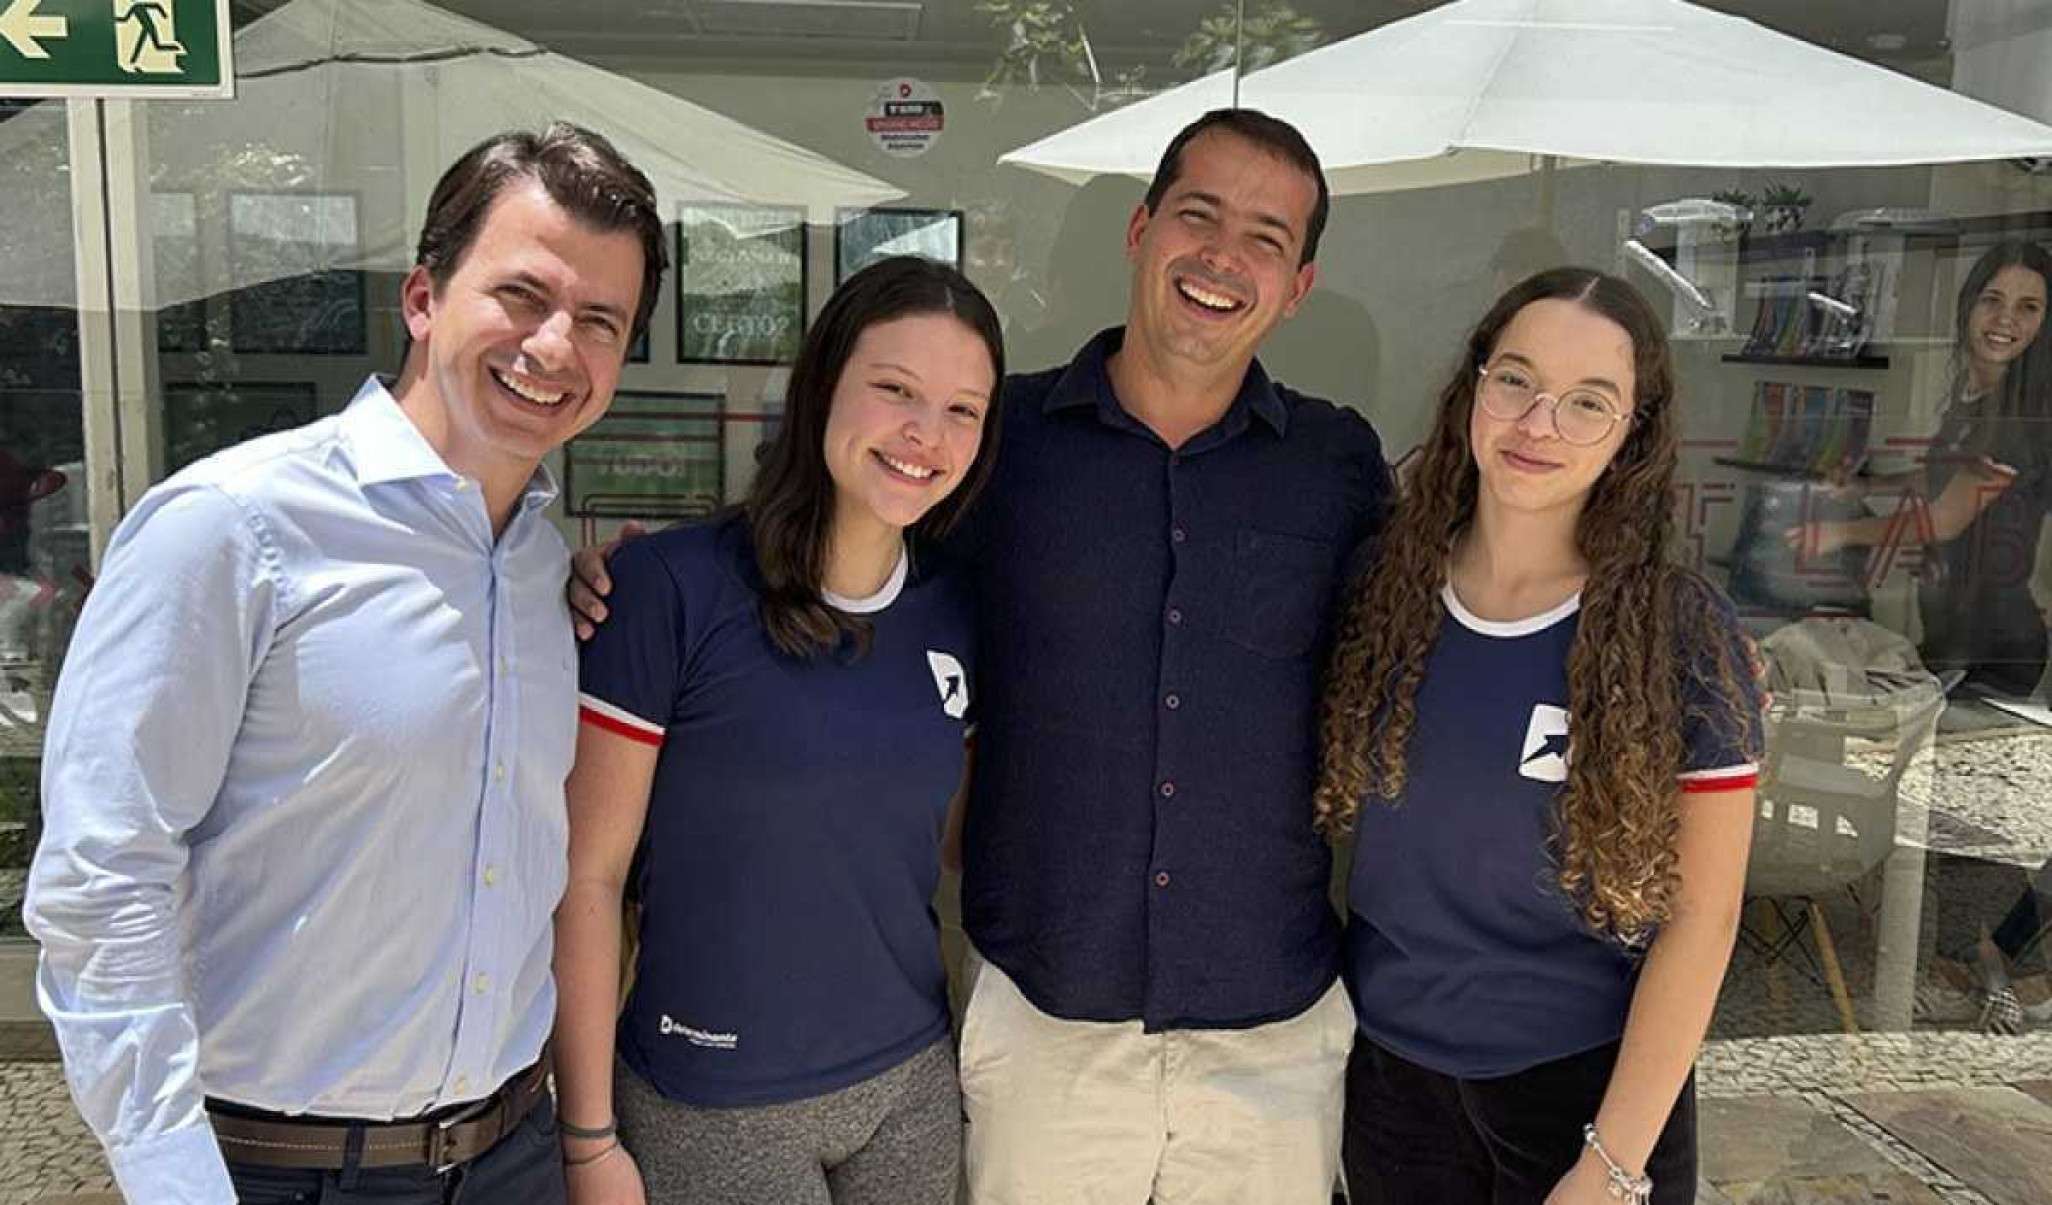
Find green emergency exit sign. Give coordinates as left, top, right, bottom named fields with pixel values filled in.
left=0, top=0, right=232, bottom=98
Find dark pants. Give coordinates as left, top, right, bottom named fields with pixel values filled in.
left=225, top=1094, right=567, bottom=1205
left=1342, top=1036, right=1696, bottom=1205
left=1992, top=857, right=2050, bottom=965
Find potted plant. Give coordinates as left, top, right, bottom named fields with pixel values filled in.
left=1711, top=188, right=1754, bottom=241
left=1759, top=182, right=1812, bottom=234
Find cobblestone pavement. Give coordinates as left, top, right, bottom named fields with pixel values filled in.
left=0, top=1063, right=111, bottom=1205
left=5, top=1045, right=2051, bottom=1204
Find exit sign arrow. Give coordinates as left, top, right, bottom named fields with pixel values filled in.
left=0, top=0, right=67, bottom=60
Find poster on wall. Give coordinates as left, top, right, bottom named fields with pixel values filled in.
left=163, top=381, right=319, bottom=474
left=835, top=208, right=963, bottom=284
left=565, top=391, right=724, bottom=519
left=226, top=192, right=367, bottom=355
left=676, top=204, right=807, bottom=366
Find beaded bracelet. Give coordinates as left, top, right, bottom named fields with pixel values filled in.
left=1581, top=1123, right=1653, bottom=1204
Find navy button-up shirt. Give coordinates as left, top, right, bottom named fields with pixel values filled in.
left=958, top=328, right=1391, bottom=1031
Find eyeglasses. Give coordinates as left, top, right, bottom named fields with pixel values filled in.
left=1475, top=365, right=1629, bottom=447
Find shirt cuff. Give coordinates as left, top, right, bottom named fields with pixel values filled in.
left=107, top=1119, right=234, bottom=1205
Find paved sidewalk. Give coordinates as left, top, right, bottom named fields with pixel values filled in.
left=5, top=1050, right=2050, bottom=1204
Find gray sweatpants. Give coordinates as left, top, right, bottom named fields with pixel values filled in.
left=615, top=1038, right=961, bottom=1205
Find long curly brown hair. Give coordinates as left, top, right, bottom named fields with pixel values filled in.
left=1315, top=267, right=1758, bottom=940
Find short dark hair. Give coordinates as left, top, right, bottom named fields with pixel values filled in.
left=747, top=256, right=1007, bottom=659
left=1142, top=108, right=1330, bottom=266
left=415, top=123, right=668, bottom=340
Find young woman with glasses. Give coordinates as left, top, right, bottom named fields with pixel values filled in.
left=1317, top=268, right=1764, bottom=1204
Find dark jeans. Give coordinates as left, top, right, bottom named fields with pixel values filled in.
left=225, top=1093, right=566, bottom=1205
left=1343, top=1035, right=1696, bottom=1205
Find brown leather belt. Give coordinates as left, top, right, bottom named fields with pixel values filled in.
left=209, top=1054, right=551, bottom=1172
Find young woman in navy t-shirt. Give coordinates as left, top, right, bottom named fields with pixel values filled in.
left=552, top=257, right=1004, bottom=1205
left=1317, top=268, right=1764, bottom=1204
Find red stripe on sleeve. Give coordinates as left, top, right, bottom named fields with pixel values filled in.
left=1679, top=769, right=1758, bottom=794
left=578, top=703, right=664, bottom=747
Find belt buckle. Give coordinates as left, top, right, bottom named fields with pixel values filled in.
left=426, top=1106, right=481, bottom=1175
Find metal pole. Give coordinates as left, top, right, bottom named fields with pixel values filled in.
left=66, top=99, right=123, bottom=569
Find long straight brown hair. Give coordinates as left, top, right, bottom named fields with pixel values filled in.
left=1315, top=267, right=1759, bottom=940
left=745, top=256, right=1005, bottom=659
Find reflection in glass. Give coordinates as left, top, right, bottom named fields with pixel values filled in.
left=226, top=192, right=367, bottom=355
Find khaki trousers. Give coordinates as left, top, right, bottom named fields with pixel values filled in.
left=959, top=948, right=1352, bottom=1205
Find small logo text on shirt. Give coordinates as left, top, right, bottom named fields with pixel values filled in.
left=658, top=1014, right=739, bottom=1050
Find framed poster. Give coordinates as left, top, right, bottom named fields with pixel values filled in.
left=152, top=192, right=205, bottom=354
left=565, top=391, right=724, bottom=519
left=227, top=191, right=368, bottom=355
left=834, top=207, right=963, bottom=283
left=163, top=381, right=319, bottom=473
left=676, top=203, right=807, bottom=366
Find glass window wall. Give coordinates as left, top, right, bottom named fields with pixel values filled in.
left=8, top=0, right=2052, bottom=1195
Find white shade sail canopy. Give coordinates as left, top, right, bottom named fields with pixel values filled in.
left=2, top=0, right=903, bottom=308
left=228, top=0, right=901, bottom=221
left=1001, top=0, right=2052, bottom=195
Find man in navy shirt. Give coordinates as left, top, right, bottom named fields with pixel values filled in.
left=572, top=109, right=1386, bottom=1203
left=950, top=111, right=1386, bottom=1204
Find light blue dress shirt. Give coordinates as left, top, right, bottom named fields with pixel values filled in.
left=24, top=378, right=577, bottom=1203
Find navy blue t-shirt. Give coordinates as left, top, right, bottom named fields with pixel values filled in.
left=1346, top=583, right=1761, bottom=1079
left=577, top=516, right=973, bottom=1107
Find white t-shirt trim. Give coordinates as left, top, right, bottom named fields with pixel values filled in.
left=824, top=545, right=910, bottom=614
left=1441, top=582, right=1581, bottom=638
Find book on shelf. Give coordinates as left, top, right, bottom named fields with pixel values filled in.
left=1734, top=380, right=1875, bottom=478
left=1739, top=268, right=1880, bottom=362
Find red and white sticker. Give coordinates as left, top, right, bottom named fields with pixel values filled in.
left=866, top=77, right=943, bottom=158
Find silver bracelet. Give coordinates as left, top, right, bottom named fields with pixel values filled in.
left=1581, top=1123, right=1653, bottom=1204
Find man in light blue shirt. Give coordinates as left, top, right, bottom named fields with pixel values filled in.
left=24, top=123, right=666, bottom=1204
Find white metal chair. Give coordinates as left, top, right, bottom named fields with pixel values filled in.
left=1740, top=680, right=1945, bottom=1032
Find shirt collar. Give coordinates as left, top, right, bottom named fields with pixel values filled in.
left=1042, top=327, right=1290, bottom=438
left=341, top=376, right=560, bottom=510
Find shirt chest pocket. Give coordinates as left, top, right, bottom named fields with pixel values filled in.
left=1228, top=527, right=1338, bottom=659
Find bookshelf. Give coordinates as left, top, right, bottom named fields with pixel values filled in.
left=1722, top=353, right=1891, bottom=369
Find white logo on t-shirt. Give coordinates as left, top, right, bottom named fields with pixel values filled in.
left=1519, top=703, right=1571, bottom=783
left=927, top=651, right=968, bottom=719
left=659, top=1013, right=738, bottom=1050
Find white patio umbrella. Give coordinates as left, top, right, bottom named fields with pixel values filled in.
left=1, top=0, right=902, bottom=308
left=1001, top=0, right=2052, bottom=194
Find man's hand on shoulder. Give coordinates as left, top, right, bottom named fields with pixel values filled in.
left=569, top=521, right=649, bottom=640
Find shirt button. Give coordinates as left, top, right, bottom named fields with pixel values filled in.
left=1154, top=871, right=1171, bottom=888
left=453, top=1075, right=469, bottom=1093
left=482, top=866, right=500, bottom=887
left=493, top=762, right=507, bottom=783
left=497, top=655, right=509, bottom=675
left=1159, top=780, right=1176, bottom=798
left=454, top=480, right=470, bottom=493
left=1171, top=527, right=1187, bottom=544
left=1164, top=693, right=1181, bottom=710
left=1167, top=608, right=1183, bottom=625
left=473, top=973, right=490, bottom=994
